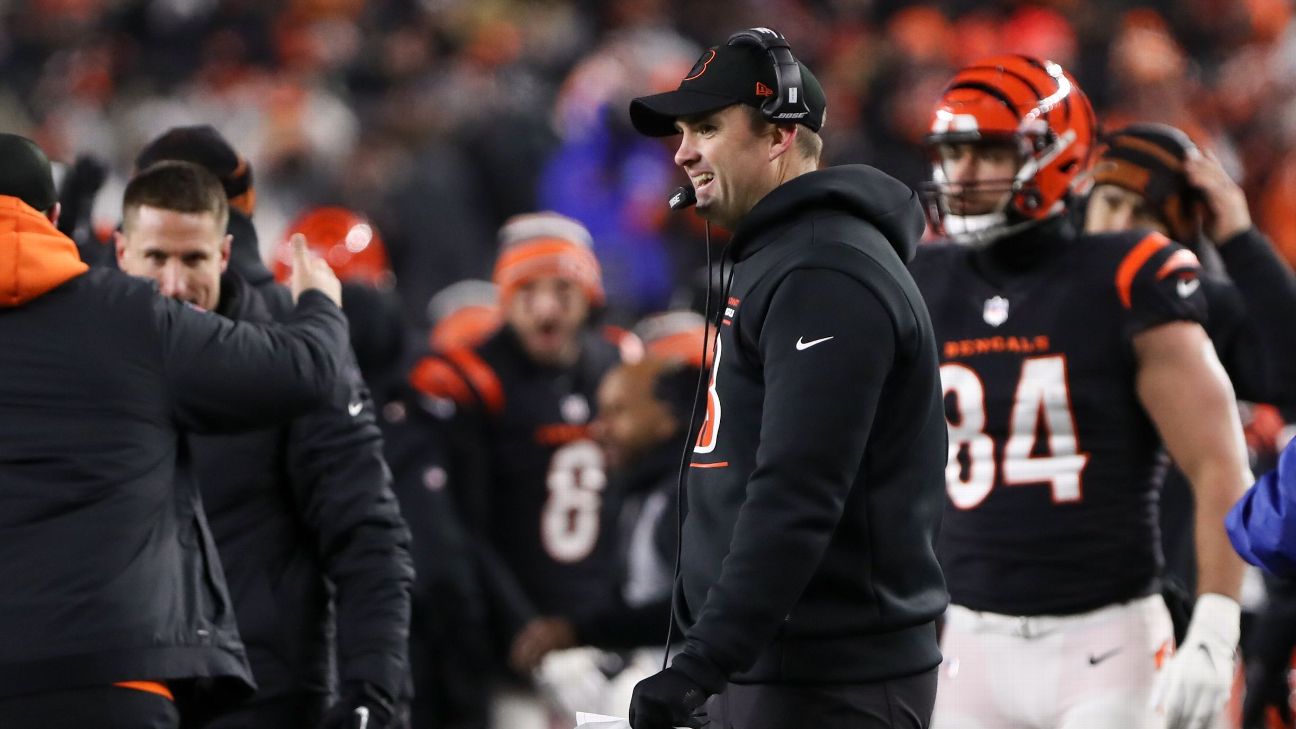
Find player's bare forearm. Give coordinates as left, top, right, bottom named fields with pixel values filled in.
left=1194, top=472, right=1249, bottom=598
left=1134, top=320, right=1249, bottom=599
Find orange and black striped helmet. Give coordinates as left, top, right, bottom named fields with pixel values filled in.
left=924, top=55, right=1096, bottom=243
left=1092, top=123, right=1202, bottom=244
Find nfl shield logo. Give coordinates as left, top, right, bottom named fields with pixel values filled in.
left=983, top=296, right=1009, bottom=327
left=561, top=394, right=590, bottom=424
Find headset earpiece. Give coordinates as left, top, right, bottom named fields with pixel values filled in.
left=725, top=28, right=811, bottom=125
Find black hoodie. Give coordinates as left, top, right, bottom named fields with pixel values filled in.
left=669, top=166, right=949, bottom=691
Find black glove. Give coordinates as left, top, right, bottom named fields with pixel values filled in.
left=321, top=681, right=395, bottom=729
left=56, top=155, right=108, bottom=237
left=628, top=668, right=708, bottom=729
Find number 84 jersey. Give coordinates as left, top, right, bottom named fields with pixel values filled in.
left=909, top=228, right=1207, bottom=616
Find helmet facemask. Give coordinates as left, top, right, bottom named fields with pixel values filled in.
left=922, top=56, right=1095, bottom=247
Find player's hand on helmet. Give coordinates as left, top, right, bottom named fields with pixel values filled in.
left=628, top=668, right=707, bottom=729
left=1184, top=150, right=1252, bottom=244
left=289, top=233, right=343, bottom=307
left=1151, top=593, right=1240, bottom=729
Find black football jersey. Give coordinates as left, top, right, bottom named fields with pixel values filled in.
left=909, top=227, right=1207, bottom=615
left=411, top=325, right=625, bottom=619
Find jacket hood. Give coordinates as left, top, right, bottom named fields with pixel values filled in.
left=0, top=195, right=89, bottom=307
left=226, top=209, right=276, bottom=287
left=731, top=165, right=927, bottom=263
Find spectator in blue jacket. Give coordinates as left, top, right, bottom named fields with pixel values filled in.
left=1227, top=436, right=1296, bottom=576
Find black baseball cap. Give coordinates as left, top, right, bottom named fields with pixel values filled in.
left=630, top=40, right=826, bottom=137
left=136, top=125, right=254, bottom=212
left=0, top=133, right=57, bottom=212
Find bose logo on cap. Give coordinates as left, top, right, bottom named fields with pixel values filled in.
left=772, top=112, right=807, bottom=119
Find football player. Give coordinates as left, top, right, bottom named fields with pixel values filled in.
left=273, top=206, right=408, bottom=400
left=1082, top=126, right=1296, bottom=727
left=406, top=212, right=630, bottom=729
left=1078, top=124, right=1296, bottom=700
left=1085, top=122, right=1296, bottom=410
left=909, top=56, right=1252, bottom=729
left=506, top=312, right=711, bottom=704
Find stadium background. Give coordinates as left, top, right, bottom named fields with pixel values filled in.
left=2, top=0, right=1291, bottom=327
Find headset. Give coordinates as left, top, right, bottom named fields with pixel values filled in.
left=664, top=27, right=808, bottom=213
left=725, top=27, right=810, bottom=124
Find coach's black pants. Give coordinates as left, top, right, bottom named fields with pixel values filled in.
left=703, top=667, right=938, bottom=729
left=198, top=692, right=327, bottom=729
left=0, top=685, right=179, bottom=729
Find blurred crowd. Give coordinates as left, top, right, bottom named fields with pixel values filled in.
left=8, top=1, right=1296, bottom=727
left=6, top=0, right=1296, bottom=330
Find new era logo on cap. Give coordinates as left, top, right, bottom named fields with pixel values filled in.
left=755, top=82, right=774, bottom=97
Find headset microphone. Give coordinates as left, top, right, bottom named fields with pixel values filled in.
left=668, top=185, right=697, bottom=211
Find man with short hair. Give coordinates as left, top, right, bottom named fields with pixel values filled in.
left=625, top=27, right=948, bottom=729
left=0, top=134, right=349, bottom=728
left=116, top=160, right=414, bottom=729
left=134, top=125, right=287, bottom=312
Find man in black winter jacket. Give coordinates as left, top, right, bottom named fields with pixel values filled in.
left=625, top=28, right=948, bottom=729
left=0, top=134, right=349, bottom=729
left=116, top=160, right=415, bottom=729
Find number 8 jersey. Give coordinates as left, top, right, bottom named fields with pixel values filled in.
left=910, top=224, right=1207, bottom=615
left=409, top=325, right=627, bottom=620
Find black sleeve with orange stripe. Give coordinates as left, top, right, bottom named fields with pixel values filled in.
left=409, top=347, right=510, bottom=421
left=1115, top=232, right=1208, bottom=339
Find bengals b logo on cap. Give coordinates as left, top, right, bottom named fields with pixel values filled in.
left=684, top=49, right=717, bottom=81
left=629, top=34, right=827, bottom=138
